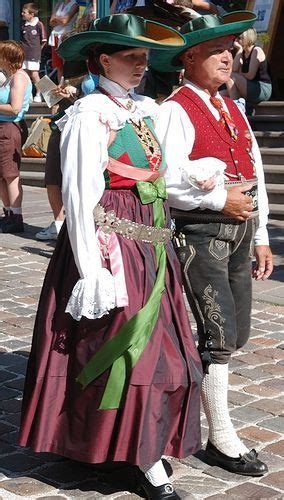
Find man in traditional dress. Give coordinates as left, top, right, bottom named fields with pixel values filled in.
left=155, top=11, right=273, bottom=476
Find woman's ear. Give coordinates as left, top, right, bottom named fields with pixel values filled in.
left=99, top=53, right=110, bottom=73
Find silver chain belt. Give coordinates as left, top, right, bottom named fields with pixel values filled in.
left=93, top=204, right=173, bottom=244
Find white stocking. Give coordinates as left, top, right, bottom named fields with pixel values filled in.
left=139, top=459, right=170, bottom=487
left=202, top=363, right=249, bottom=458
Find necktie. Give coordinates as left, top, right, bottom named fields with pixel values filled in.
left=210, top=96, right=238, bottom=141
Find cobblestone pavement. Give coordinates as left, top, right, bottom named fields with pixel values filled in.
left=0, top=186, right=283, bottom=499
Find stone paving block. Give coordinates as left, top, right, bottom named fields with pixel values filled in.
left=258, top=416, right=284, bottom=433
left=238, top=425, right=281, bottom=443
left=232, top=366, right=272, bottom=381
left=4, top=316, right=35, bottom=329
left=248, top=398, right=284, bottom=416
left=170, top=474, right=226, bottom=498
left=5, top=377, right=25, bottom=391
left=209, top=482, right=280, bottom=498
left=228, top=373, right=250, bottom=386
left=1, top=339, right=31, bottom=351
left=253, top=312, right=280, bottom=321
left=180, top=454, right=211, bottom=472
left=260, top=470, right=284, bottom=490
left=0, top=452, right=41, bottom=473
left=227, top=390, right=256, bottom=406
left=0, top=421, right=15, bottom=435
left=0, top=430, right=19, bottom=444
left=260, top=363, right=284, bottom=376
left=255, top=348, right=284, bottom=360
left=202, top=465, right=245, bottom=482
left=244, top=384, right=279, bottom=398
left=249, top=337, right=281, bottom=347
left=0, top=370, right=15, bottom=383
left=0, top=477, right=55, bottom=496
left=230, top=406, right=269, bottom=423
left=34, top=462, right=95, bottom=487
left=236, top=352, right=274, bottom=365
left=259, top=378, right=284, bottom=394
left=263, top=440, right=284, bottom=457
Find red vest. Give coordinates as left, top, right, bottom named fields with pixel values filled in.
left=169, top=87, right=257, bottom=183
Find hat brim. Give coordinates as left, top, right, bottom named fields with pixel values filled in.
left=58, top=19, right=186, bottom=61
left=150, top=10, right=257, bottom=72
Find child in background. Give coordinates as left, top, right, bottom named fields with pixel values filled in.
left=21, top=3, right=46, bottom=102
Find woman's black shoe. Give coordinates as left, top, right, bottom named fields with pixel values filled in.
left=135, top=468, right=180, bottom=499
left=205, top=440, right=268, bottom=476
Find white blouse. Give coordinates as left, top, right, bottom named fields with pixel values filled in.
left=57, top=76, right=159, bottom=321
left=155, top=80, right=269, bottom=246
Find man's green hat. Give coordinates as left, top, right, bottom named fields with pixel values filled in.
left=150, top=10, right=257, bottom=72
left=58, top=14, right=186, bottom=61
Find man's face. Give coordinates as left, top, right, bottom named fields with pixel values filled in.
left=184, top=36, right=235, bottom=93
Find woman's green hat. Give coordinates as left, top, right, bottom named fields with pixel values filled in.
left=58, top=14, right=186, bottom=61
left=150, top=10, right=257, bottom=72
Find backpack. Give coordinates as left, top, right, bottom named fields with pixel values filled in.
left=22, top=117, right=52, bottom=158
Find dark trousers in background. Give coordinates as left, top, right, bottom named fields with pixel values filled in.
left=175, top=218, right=256, bottom=368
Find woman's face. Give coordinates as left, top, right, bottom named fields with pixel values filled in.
left=100, top=48, right=148, bottom=90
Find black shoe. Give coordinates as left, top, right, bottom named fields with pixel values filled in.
left=205, top=440, right=268, bottom=476
left=1, top=213, right=24, bottom=233
left=136, top=468, right=180, bottom=499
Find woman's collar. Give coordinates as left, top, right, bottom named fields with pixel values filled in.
left=99, top=75, right=134, bottom=98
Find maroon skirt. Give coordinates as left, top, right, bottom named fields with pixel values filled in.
left=18, top=189, right=202, bottom=465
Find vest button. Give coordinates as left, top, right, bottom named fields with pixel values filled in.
left=230, top=147, right=235, bottom=152
left=235, top=160, right=239, bottom=164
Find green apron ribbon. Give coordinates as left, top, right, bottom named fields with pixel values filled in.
left=76, top=177, right=168, bottom=410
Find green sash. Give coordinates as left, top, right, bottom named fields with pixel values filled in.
left=76, top=177, right=168, bottom=410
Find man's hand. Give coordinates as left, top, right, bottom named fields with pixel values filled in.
left=222, top=184, right=254, bottom=221
left=252, top=245, right=273, bottom=280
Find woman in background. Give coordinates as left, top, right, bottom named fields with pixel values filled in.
left=0, top=41, right=32, bottom=233
left=226, top=27, right=272, bottom=106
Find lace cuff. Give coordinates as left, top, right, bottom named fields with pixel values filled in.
left=65, top=268, right=116, bottom=321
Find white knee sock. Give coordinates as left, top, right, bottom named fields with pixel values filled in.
left=202, top=363, right=249, bottom=458
left=139, top=459, right=170, bottom=486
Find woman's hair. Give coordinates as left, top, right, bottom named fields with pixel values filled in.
left=0, top=41, right=25, bottom=72
left=22, top=3, right=39, bottom=15
left=239, top=28, right=257, bottom=48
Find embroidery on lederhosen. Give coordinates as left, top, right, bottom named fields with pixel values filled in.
left=202, top=284, right=225, bottom=348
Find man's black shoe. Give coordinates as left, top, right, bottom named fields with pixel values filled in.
left=135, top=468, right=180, bottom=499
left=205, top=441, right=268, bottom=476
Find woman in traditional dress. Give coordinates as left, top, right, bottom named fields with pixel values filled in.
left=18, top=14, right=202, bottom=499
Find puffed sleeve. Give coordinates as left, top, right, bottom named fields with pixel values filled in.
left=58, top=100, right=116, bottom=321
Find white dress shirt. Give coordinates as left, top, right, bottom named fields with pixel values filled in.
left=57, top=76, right=159, bottom=321
left=155, top=80, right=269, bottom=246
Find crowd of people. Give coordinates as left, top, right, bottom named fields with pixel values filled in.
left=0, top=2, right=275, bottom=499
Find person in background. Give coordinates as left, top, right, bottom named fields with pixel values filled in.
left=76, top=0, right=96, bottom=32
left=21, top=3, right=47, bottom=103
left=48, top=0, right=79, bottom=83
left=226, top=27, right=272, bottom=107
left=35, top=60, right=89, bottom=241
left=0, top=0, right=11, bottom=41
left=154, top=11, right=273, bottom=476
left=0, top=41, right=32, bottom=233
left=18, top=15, right=202, bottom=499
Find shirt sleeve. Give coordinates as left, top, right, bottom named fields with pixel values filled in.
left=39, top=21, right=47, bottom=43
left=59, top=103, right=117, bottom=320
left=155, top=101, right=228, bottom=211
